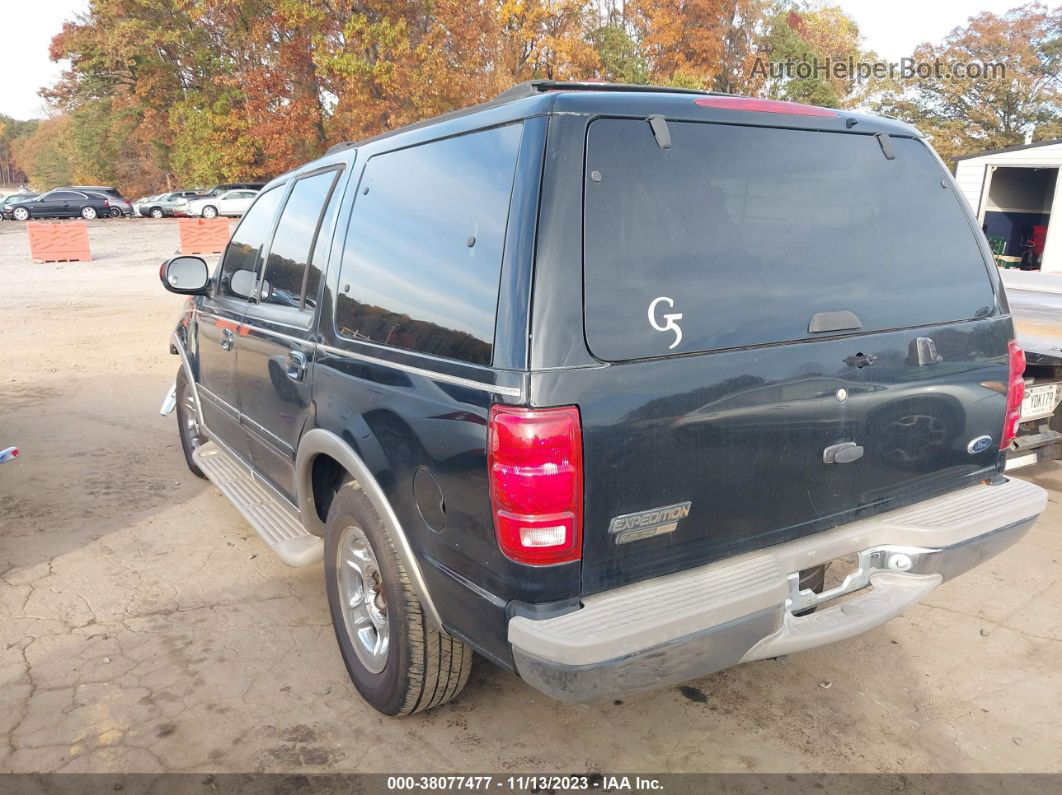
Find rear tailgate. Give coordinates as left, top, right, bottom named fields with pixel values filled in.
left=575, top=116, right=1010, bottom=593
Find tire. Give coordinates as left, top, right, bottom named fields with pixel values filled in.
left=175, top=369, right=207, bottom=479
left=80, top=206, right=97, bottom=220
left=201, top=205, right=218, bottom=219
left=324, top=482, right=472, bottom=715
left=12, top=207, right=29, bottom=221
left=150, top=208, right=164, bottom=219
left=108, top=207, right=121, bottom=218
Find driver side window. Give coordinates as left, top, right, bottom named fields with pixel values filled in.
left=218, top=186, right=283, bottom=300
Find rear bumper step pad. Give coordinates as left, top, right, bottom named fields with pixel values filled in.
left=509, top=476, right=1046, bottom=702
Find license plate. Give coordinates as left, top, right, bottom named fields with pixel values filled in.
left=1021, top=383, right=1059, bottom=421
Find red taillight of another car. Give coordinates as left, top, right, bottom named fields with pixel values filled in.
left=487, top=405, right=583, bottom=565
left=1000, top=340, right=1027, bottom=449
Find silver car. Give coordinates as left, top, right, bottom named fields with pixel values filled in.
left=137, top=191, right=202, bottom=218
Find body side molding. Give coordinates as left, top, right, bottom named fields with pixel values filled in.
left=295, top=428, right=443, bottom=630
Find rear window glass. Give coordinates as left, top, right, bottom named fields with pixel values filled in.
left=583, top=119, right=995, bottom=361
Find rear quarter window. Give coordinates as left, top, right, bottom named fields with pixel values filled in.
left=583, top=118, right=996, bottom=361
left=334, top=123, right=523, bottom=366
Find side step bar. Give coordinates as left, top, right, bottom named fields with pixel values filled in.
left=193, top=442, right=323, bottom=567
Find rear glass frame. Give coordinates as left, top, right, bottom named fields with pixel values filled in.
left=581, top=117, right=998, bottom=362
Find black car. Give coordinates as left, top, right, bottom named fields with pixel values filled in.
left=159, top=81, right=1046, bottom=715
left=4, top=188, right=114, bottom=220
left=0, top=192, right=38, bottom=219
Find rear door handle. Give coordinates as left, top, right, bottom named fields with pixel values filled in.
left=286, top=350, right=307, bottom=382
left=823, top=441, right=864, bottom=464
left=220, top=328, right=234, bottom=351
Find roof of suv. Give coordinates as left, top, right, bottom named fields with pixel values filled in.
left=322, top=81, right=922, bottom=158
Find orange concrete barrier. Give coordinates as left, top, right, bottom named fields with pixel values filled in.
left=178, top=218, right=232, bottom=255
left=27, top=221, right=91, bottom=263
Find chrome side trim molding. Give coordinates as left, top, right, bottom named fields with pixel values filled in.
left=295, top=428, right=443, bottom=630
left=197, top=383, right=239, bottom=420
left=197, top=309, right=312, bottom=337
left=317, top=343, right=524, bottom=398
left=194, top=309, right=523, bottom=398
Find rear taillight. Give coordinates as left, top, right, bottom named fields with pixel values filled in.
left=1000, top=340, right=1026, bottom=449
left=487, top=405, right=583, bottom=565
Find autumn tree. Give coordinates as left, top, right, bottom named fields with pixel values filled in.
left=756, top=3, right=872, bottom=108
left=588, top=2, right=649, bottom=84
left=874, top=3, right=1062, bottom=162
left=315, top=0, right=508, bottom=143
left=0, top=116, right=37, bottom=186
left=11, top=117, right=75, bottom=189
left=629, top=0, right=769, bottom=92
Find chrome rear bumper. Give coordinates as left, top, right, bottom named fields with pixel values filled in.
left=509, top=477, right=1046, bottom=703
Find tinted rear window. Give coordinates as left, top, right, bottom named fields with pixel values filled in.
left=584, top=119, right=995, bottom=361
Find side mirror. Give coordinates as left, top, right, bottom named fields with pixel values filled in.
left=160, top=256, right=210, bottom=295
left=228, top=268, right=271, bottom=300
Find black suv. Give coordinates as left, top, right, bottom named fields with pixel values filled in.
left=160, top=81, right=1046, bottom=715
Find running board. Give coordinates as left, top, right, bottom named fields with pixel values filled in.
left=193, top=442, right=323, bottom=567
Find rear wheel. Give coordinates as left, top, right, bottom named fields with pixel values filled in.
left=108, top=207, right=121, bottom=218
left=80, top=206, right=97, bottom=220
left=324, top=482, right=472, bottom=715
left=175, top=369, right=207, bottom=479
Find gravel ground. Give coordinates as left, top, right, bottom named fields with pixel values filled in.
left=1, top=219, right=1061, bottom=774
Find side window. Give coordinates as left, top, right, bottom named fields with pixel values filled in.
left=218, top=186, right=284, bottom=300
left=334, top=124, right=522, bottom=365
left=260, top=170, right=340, bottom=311
left=51, top=192, right=81, bottom=201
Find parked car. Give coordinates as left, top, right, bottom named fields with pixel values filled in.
left=68, top=184, right=124, bottom=197
left=158, top=81, right=1046, bottom=716
left=3, top=189, right=114, bottom=220
left=184, top=188, right=259, bottom=218
left=174, top=183, right=264, bottom=216
left=0, top=192, right=38, bottom=219
left=133, top=194, right=163, bottom=216
left=84, top=190, right=133, bottom=218
left=137, top=190, right=201, bottom=218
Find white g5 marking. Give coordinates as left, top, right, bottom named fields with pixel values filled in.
left=648, top=296, right=683, bottom=350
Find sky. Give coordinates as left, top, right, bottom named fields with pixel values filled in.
left=0, top=0, right=1041, bottom=121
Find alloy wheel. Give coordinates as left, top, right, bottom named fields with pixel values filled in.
left=181, top=388, right=204, bottom=451
left=337, top=525, right=389, bottom=674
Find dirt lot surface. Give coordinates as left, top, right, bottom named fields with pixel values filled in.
left=1, top=220, right=1061, bottom=774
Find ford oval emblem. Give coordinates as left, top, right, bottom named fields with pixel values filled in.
left=967, top=435, right=993, bottom=454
